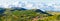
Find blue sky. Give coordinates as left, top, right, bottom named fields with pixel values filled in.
left=0, top=0, right=60, bottom=11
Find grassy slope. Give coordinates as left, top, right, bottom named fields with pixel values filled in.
left=1, top=9, right=60, bottom=21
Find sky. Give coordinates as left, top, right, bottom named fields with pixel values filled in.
left=0, top=0, right=60, bottom=11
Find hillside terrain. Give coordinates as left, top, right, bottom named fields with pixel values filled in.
left=0, top=9, right=60, bottom=21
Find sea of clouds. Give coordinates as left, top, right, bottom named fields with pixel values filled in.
left=0, top=0, right=60, bottom=11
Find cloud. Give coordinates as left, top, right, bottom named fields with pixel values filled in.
left=0, top=0, right=60, bottom=11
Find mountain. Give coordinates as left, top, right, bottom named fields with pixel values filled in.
left=10, top=7, right=26, bottom=11
left=35, top=9, right=53, bottom=16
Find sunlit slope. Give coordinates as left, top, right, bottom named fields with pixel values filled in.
left=46, top=11, right=60, bottom=15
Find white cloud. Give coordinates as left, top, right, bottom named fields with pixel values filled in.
left=3, top=4, right=9, bottom=8
left=0, top=0, right=60, bottom=11
left=25, top=3, right=33, bottom=9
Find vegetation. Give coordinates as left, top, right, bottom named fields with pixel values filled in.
left=0, top=9, right=60, bottom=21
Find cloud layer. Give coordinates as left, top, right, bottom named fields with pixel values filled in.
left=0, top=0, right=60, bottom=11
